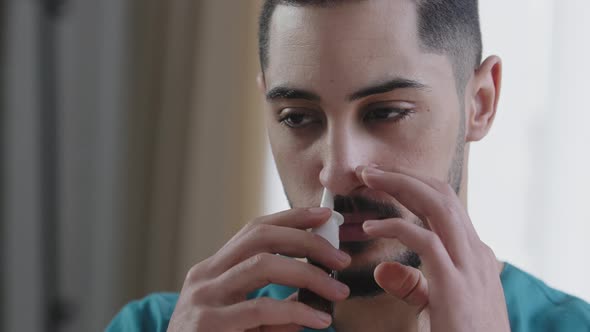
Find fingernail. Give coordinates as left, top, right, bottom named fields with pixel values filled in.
left=363, top=220, right=378, bottom=230
left=315, top=310, right=332, bottom=325
left=308, top=207, right=329, bottom=215
left=364, top=167, right=384, bottom=176
left=355, top=166, right=365, bottom=179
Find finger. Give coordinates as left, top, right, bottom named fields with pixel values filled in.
left=212, top=223, right=350, bottom=276
left=364, top=164, right=479, bottom=236
left=374, top=261, right=429, bottom=311
left=256, top=207, right=333, bottom=228
left=220, top=297, right=332, bottom=331
left=213, top=253, right=349, bottom=303
left=357, top=166, right=470, bottom=259
left=363, top=218, right=454, bottom=273
left=358, top=165, right=454, bottom=196
left=220, top=208, right=332, bottom=252
left=357, top=166, right=463, bottom=231
left=255, top=324, right=303, bottom=332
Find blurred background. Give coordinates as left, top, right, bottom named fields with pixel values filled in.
left=1, top=0, right=589, bottom=331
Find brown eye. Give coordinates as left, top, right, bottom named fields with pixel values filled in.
left=364, top=108, right=413, bottom=122
left=279, top=110, right=319, bottom=128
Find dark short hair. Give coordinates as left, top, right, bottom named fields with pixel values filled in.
left=258, top=0, right=482, bottom=90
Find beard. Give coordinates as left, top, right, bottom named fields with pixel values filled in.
left=338, top=249, right=422, bottom=298
left=333, top=194, right=423, bottom=298
left=283, top=116, right=466, bottom=298
left=330, top=130, right=465, bottom=298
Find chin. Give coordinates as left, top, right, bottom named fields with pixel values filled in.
left=341, top=238, right=411, bottom=271
left=338, top=239, right=421, bottom=298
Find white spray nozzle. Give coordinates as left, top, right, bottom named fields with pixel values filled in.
left=320, top=189, right=334, bottom=210
left=311, top=188, right=343, bottom=249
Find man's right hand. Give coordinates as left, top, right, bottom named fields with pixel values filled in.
left=167, top=208, right=351, bottom=332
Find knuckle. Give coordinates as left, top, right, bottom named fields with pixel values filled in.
left=253, top=297, right=273, bottom=307
left=245, top=214, right=271, bottom=229
left=441, top=183, right=456, bottom=196
left=244, top=222, right=273, bottom=243
left=399, top=271, right=420, bottom=295
left=306, top=232, right=324, bottom=252
left=185, top=267, right=198, bottom=284
left=423, top=233, right=443, bottom=253
left=244, top=219, right=259, bottom=232
left=301, top=265, right=324, bottom=287
left=427, top=177, right=452, bottom=194
left=194, top=307, right=216, bottom=329
left=479, top=242, right=497, bottom=261
left=292, top=301, right=314, bottom=319
left=247, top=253, right=272, bottom=270
left=248, top=298, right=273, bottom=319
left=439, top=197, right=460, bottom=218
left=311, top=231, right=329, bottom=245
left=480, top=242, right=493, bottom=254
left=190, top=281, right=215, bottom=305
left=253, top=223, right=273, bottom=237
left=185, top=263, right=205, bottom=284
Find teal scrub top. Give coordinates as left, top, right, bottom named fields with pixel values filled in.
left=106, top=263, right=590, bottom=331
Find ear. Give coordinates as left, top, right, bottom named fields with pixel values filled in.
left=257, top=72, right=267, bottom=95
left=465, top=55, right=502, bottom=142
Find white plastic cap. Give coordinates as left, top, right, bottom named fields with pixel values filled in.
left=311, top=188, right=343, bottom=249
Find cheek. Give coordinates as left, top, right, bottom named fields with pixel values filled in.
left=374, top=110, right=460, bottom=180
left=414, top=111, right=461, bottom=179
left=268, top=127, right=322, bottom=207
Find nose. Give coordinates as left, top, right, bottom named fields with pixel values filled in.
left=318, top=126, right=369, bottom=196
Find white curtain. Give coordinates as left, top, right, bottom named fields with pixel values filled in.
left=2, top=1, right=265, bottom=331
left=2, top=1, right=132, bottom=331
left=264, top=0, right=590, bottom=302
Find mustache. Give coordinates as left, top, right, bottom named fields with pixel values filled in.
left=333, top=195, right=403, bottom=219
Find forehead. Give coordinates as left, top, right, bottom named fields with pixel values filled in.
left=265, top=0, right=453, bottom=97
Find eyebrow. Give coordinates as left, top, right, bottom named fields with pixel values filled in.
left=348, top=78, right=429, bottom=101
left=266, top=86, right=321, bottom=102
left=265, top=77, right=429, bottom=103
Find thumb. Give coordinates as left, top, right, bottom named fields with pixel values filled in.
left=374, top=261, right=429, bottom=311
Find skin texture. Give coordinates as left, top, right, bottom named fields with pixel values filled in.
left=168, top=208, right=351, bottom=331
left=262, top=0, right=507, bottom=331
left=168, top=0, right=508, bottom=331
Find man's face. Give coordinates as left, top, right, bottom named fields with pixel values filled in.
left=262, top=0, right=467, bottom=295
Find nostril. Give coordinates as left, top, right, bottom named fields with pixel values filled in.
left=319, top=161, right=366, bottom=195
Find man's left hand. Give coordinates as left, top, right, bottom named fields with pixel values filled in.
left=356, top=165, right=511, bottom=332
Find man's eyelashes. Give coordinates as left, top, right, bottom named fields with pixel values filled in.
left=277, top=107, right=415, bottom=129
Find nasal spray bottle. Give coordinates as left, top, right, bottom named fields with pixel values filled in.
left=298, top=188, right=344, bottom=315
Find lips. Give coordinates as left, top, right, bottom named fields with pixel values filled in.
left=338, top=212, right=382, bottom=242
left=333, top=191, right=403, bottom=242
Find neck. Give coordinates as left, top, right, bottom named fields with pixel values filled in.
left=459, top=143, right=470, bottom=208
left=333, top=294, right=430, bottom=332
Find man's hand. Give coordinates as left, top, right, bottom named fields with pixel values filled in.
left=356, top=165, right=511, bottom=332
left=167, top=208, right=351, bottom=332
